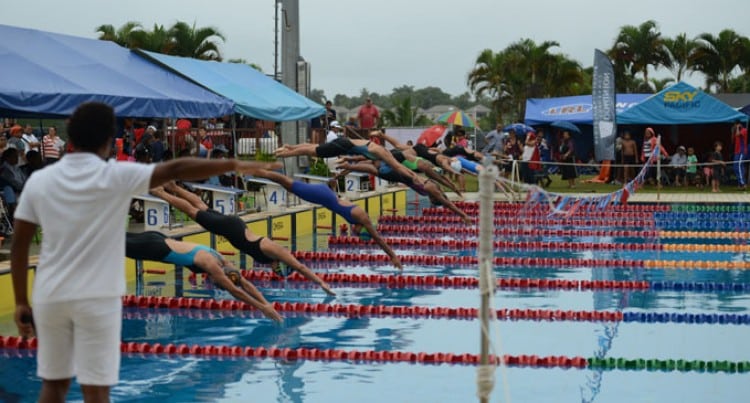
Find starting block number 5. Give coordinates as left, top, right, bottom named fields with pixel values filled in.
left=214, top=196, right=235, bottom=215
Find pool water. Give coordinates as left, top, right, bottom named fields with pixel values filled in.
left=1, top=200, right=749, bottom=402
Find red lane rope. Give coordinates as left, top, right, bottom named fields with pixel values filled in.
left=328, top=235, right=662, bottom=252
left=121, top=295, right=626, bottom=323
left=447, top=201, right=669, bottom=212
left=376, top=224, right=657, bottom=237
left=290, top=250, right=644, bottom=268
left=385, top=217, right=655, bottom=227
left=0, top=336, right=587, bottom=368
left=405, top=210, right=655, bottom=219
left=241, top=270, right=651, bottom=291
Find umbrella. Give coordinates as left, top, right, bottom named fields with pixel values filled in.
left=550, top=121, right=581, bottom=134
left=417, top=125, right=447, bottom=147
left=503, top=123, right=535, bottom=134
left=436, top=110, right=478, bottom=128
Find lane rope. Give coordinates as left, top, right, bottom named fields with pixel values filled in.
left=1, top=337, right=745, bottom=373
left=119, top=295, right=750, bottom=325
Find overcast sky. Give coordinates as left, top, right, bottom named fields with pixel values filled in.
left=3, top=0, right=748, bottom=99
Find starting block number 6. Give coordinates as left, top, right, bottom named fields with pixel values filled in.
left=146, top=204, right=169, bottom=227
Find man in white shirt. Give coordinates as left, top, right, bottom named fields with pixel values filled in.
left=21, top=124, right=41, bottom=161
left=325, top=121, right=343, bottom=173
left=11, top=102, right=282, bottom=402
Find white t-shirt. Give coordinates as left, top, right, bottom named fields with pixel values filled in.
left=521, top=144, right=536, bottom=162
left=15, top=153, right=155, bottom=304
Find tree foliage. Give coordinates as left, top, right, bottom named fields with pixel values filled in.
left=96, top=20, right=226, bottom=61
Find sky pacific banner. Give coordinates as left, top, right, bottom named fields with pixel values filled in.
left=592, top=49, right=615, bottom=161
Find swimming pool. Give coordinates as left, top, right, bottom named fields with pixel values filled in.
left=1, top=199, right=749, bottom=402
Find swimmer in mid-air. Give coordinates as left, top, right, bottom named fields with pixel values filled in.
left=335, top=158, right=473, bottom=225
left=274, top=134, right=420, bottom=182
left=250, top=168, right=403, bottom=270
left=126, top=231, right=283, bottom=321
left=150, top=182, right=335, bottom=296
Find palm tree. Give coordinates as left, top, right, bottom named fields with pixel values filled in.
left=168, top=21, right=225, bottom=60
left=543, top=54, right=585, bottom=96
left=609, top=20, right=670, bottom=86
left=467, top=49, right=514, bottom=121
left=650, top=77, right=675, bottom=92
left=663, top=33, right=698, bottom=82
left=95, top=21, right=143, bottom=48
left=693, top=29, right=749, bottom=92
left=134, top=24, right=174, bottom=54
left=381, top=97, right=428, bottom=127
left=505, top=38, right=561, bottom=98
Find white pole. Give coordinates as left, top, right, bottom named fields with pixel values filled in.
left=657, top=135, right=661, bottom=202
left=477, top=156, right=497, bottom=403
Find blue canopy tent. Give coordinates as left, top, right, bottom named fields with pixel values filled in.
left=137, top=50, right=324, bottom=121
left=617, top=82, right=748, bottom=125
left=0, top=24, right=234, bottom=118
left=616, top=82, right=749, bottom=164
left=524, top=94, right=648, bottom=161
left=525, top=94, right=648, bottom=125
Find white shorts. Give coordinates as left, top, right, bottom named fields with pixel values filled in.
left=34, top=297, right=122, bottom=385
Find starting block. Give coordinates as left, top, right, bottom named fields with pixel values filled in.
left=344, top=172, right=370, bottom=198
left=133, top=194, right=170, bottom=231
left=184, top=182, right=245, bottom=215
left=245, top=176, right=287, bottom=212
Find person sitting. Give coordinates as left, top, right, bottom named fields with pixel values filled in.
left=126, top=231, right=282, bottom=321
left=250, top=169, right=402, bottom=270
left=669, top=146, right=688, bottom=186
left=22, top=150, right=44, bottom=178
left=150, top=182, right=335, bottom=295
left=0, top=148, right=27, bottom=217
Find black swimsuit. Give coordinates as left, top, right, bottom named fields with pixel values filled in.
left=413, top=143, right=439, bottom=166
left=126, top=231, right=171, bottom=261
left=195, top=209, right=275, bottom=264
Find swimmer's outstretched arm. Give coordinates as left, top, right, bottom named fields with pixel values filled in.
left=353, top=210, right=402, bottom=271
left=150, top=158, right=281, bottom=188
left=202, top=261, right=282, bottom=322
left=261, top=240, right=335, bottom=296
left=369, top=131, right=410, bottom=151
left=274, top=143, right=318, bottom=158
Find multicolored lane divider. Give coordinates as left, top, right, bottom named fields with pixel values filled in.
left=286, top=250, right=750, bottom=270
left=1, top=336, right=747, bottom=373
left=234, top=270, right=750, bottom=293
left=114, top=295, right=750, bottom=325
left=328, top=235, right=750, bottom=253
left=376, top=222, right=750, bottom=240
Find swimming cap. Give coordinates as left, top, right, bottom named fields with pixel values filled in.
left=223, top=267, right=242, bottom=286
left=450, top=159, right=462, bottom=174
